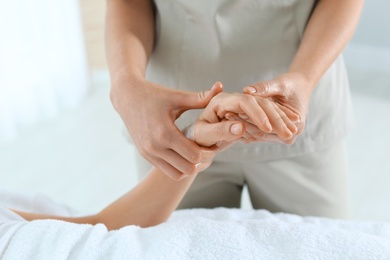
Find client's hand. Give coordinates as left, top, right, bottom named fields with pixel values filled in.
left=180, top=81, right=300, bottom=174
left=182, top=116, right=245, bottom=173
left=181, top=91, right=246, bottom=173
left=190, top=81, right=299, bottom=147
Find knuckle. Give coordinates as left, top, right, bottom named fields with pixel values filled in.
left=197, top=91, right=207, bottom=103
left=279, top=78, right=288, bottom=88
left=138, top=148, right=149, bottom=159
left=171, top=173, right=183, bottom=181
left=254, top=131, right=267, bottom=139
left=279, top=79, right=292, bottom=96
left=185, top=164, right=197, bottom=175
left=243, top=94, right=255, bottom=102
left=256, top=82, right=270, bottom=94
left=142, top=138, right=156, bottom=153
left=189, top=151, right=202, bottom=164
left=214, top=124, right=225, bottom=136
left=155, top=127, right=167, bottom=140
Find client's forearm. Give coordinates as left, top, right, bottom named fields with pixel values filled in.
left=12, top=210, right=97, bottom=225
left=96, top=167, right=196, bottom=229
left=13, top=94, right=245, bottom=229
left=13, top=167, right=196, bottom=230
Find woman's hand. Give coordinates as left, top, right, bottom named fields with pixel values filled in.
left=183, top=82, right=301, bottom=172
left=200, top=90, right=299, bottom=139
left=111, top=78, right=223, bottom=181
left=241, top=72, right=311, bottom=144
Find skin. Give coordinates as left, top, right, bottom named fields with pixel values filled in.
left=106, top=0, right=296, bottom=181
left=13, top=85, right=295, bottom=230
left=241, top=0, right=364, bottom=144
left=10, top=0, right=364, bottom=231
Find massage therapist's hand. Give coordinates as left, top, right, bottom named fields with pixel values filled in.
left=183, top=116, right=246, bottom=174
left=242, top=72, right=312, bottom=144
left=110, top=78, right=223, bottom=181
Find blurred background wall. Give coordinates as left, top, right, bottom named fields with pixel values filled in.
left=79, top=0, right=108, bottom=81
left=345, top=0, right=390, bottom=74
left=350, top=0, right=390, bottom=49
left=0, top=0, right=89, bottom=143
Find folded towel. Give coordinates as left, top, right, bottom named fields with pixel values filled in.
left=1, top=191, right=390, bottom=259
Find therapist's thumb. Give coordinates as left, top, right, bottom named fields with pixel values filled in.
left=243, top=79, right=283, bottom=98
left=194, top=121, right=245, bottom=147
left=177, top=82, right=224, bottom=111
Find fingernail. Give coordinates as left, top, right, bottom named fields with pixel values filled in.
left=239, top=113, right=249, bottom=120
left=245, top=86, right=257, bottom=93
left=231, top=123, right=243, bottom=135
left=213, top=81, right=223, bottom=90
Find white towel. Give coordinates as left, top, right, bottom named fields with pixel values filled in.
left=1, top=192, right=390, bottom=259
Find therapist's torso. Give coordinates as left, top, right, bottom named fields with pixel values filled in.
left=147, top=0, right=354, bottom=162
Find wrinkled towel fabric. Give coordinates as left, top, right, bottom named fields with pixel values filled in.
left=1, top=191, right=390, bottom=260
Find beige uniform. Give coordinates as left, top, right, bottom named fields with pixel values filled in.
left=137, top=0, right=354, bottom=218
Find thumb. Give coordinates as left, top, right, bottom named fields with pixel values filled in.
left=178, top=81, right=223, bottom=111
left=194, top=121, right=245, bottom=147
left=242, top=79, right=282, bottom=98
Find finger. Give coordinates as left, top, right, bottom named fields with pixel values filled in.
left=225, top=112, right=238, bottom=120
left=216, top=140, right=236, bottom=152
left=194, top=121, right=245, bottom=147
left=152, top=140, right=217, bottom=177
left=238, top=113, right=249, bottom=120
left=182, top=122, right=237, bottom=160
left=235, top=109, right=297, bottom=130
left=229, top=115, right=294, bottom=144
left=146, top=155, right=185, bottom=181
left=168, top=127, right=204, bottom=164
left=156, top=149, right=199, bottom=176
left=177, top=81, right=224, bottom=111
left=254, top=133, right=297, bottom=145
left=237, top=113, right=255, bottom=125
left=242, top=79, right=282, bottom=98
left=234, top=105, right=297, bottom=136
left=255, top=97, right=292, bottom=140
left=275, top=103, right=301, bottom=122
left=273, top=103, right=298, bottom=135
left=225, top=115, right=258, bottom=142
left=236, top=96, right=273, bottom=133
left=169, top=125, right=223, bottom=167
left=252, top=132, right=285, bottom=143
left=243, top=124, right=266, bottom=142
left=202, top=93, right=272, bottom=132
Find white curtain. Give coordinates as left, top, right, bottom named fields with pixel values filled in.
left=0, top=0, right=89, bottom=143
